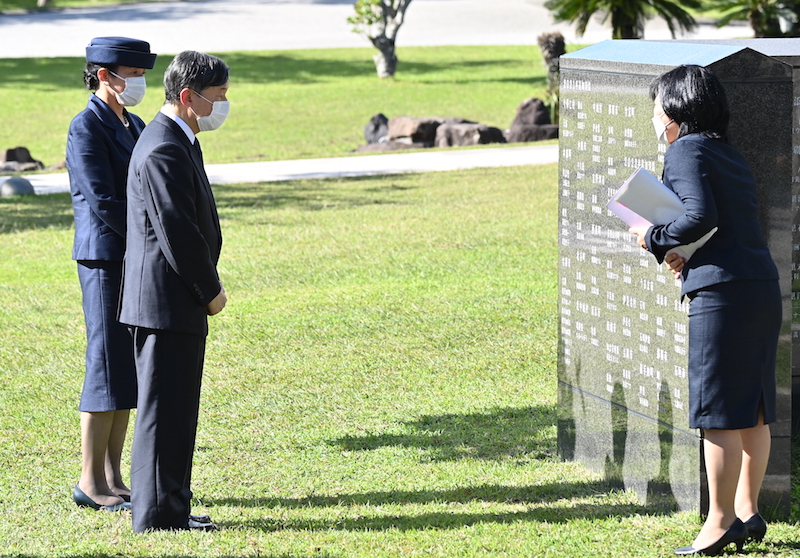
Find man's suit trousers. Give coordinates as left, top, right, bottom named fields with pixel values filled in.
left=129, top=326, right=206, bottom=532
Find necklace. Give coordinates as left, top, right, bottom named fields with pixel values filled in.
left=122, top=116, right=130, bottom=128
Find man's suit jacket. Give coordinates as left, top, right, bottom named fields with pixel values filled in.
left=67, top=94, right=146, bottom=261
left=119, top=111, right=222, bottom=337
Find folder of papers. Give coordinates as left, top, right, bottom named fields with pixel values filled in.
left=607, top=167, right=716, bottom=261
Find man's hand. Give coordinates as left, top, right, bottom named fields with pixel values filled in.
left=207, top=285, right=227, bottom=315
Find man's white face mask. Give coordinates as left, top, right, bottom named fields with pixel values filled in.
left=192, top=90, right=230, bottom=132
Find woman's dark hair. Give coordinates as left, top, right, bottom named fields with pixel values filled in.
left=163, top=51, right=229, bottom=103
left=649, top=65, right=730, bottom=142
left=83, top=62, right=119, bottom=91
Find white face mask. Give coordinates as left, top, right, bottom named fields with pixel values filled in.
left=108, top=70, right=146, bottom=107
left=192, top=90, right=230, bottom=132
left=651, top=113, right=673, bottom=143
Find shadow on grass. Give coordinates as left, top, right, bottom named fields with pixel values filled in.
left=0, top=176, right=415, bottom=235
left=205, top=404, right=700, bottom=531
left=222, top=52, right=544, bottom=86
left=0, top=52, right=543, bottom=89
left=0, top=192, right=73, bottom=234
left=214, top=175, right=417, bottom=213
left=331, top=405, right=555, bottom=462
left=212, top=480, right=677, bottom=532
left=213, top=480, right=618, bottom=510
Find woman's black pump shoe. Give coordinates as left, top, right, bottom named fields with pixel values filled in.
left=73, top=484, right=131, bottom=512
left=674, top=518, right=747, bottom=556
left=743, top=513, right=767, bottom=542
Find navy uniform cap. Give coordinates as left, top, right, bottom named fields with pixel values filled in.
left=85, top=37, right=157, bottom=69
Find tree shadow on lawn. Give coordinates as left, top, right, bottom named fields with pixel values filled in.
left=232, top=498, right=666, bottom=533
left=222, top=52, right=545, bottom=86
left=0, top=53, right=543, bottom=89
left=0, top=191, right=73, bottom=234
left=214, top=175, right=417, bottom=213
left=210, top=405, right=680, bottom=531
left=0, top=175, right=416, bottom=235
left=332, top=405, right=556, bottom=462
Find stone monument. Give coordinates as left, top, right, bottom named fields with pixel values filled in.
left=556, top=41, right=793, bottom=515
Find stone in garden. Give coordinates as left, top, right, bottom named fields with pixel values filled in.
left=354, top=140, right=427, bottom=152
left=364, top=113, right=389, bottom=144
left=506, top=98, right=559, bottom=143
left=387, top=116, right=475, bottom=145
left=434, top=123, right=507, bottom=147
left=505, top=124, right=559, bottom=143
left=510, top=98, right=552, bottom=127
left=0, top=176, right=35, bottom=197
left=1, top=146, right=44, bottom=171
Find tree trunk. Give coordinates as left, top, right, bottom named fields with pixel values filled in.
left=611, top=11, right=642, bottom=39
left=372, top=40, right=398, bottom=78
left=368, top=0, right=411, bottom=78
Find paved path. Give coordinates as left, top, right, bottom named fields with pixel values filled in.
left=15, top=144, right=558, bottom=194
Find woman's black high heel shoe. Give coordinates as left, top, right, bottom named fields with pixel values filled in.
left=743, top=513, right=767, bottom=542
left=674, top=518, right=747, bottom=556
left=73, top=484, right=131, bottom=512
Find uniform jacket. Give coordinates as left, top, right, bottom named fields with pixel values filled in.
left=119, top=111, right=222, bottom=337
left=67, top=94, right=145, bottom=261
left=645, top=133, right=778, bottom=297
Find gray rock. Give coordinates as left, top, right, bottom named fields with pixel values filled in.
left=1, top=176, right=35, bottom=197
left=434, top=123, right=507, bottom=147
left=510, top=98, right=552, bottom=127
left=364, top=113, right=389, bottom=144
left=1, top=146, right=44, bottom=171
left=506, top=124, right=559, bottom=143
left=355, top=140, right=427, bottom=152
left=387, top=116, right=475, bottom=145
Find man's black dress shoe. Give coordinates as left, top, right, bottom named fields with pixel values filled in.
left=743, top=513, right=767, bottom=542
left=72, top=484, right=131, bottom=512
left=190, top=513, right=212, bottom=524
left=674, top=519, right=747, bottom=556
left=187, top=517, right=217, bottom=531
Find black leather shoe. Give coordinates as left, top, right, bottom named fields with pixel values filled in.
left=189, top=513, right=212, bottom=524
left=73, top=484, right=131, bottom=512
left=743, top=513, right=767, bottom=542
left=674, top=519, right=747, bottom=556
left=187, top=518, right=217, bottom=531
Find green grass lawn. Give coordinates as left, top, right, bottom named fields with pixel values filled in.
left=2, top=34, right=799, bottom=556
left=0, top=45, right=549, bottom=169
left=2, top=165, right=800, bottom=556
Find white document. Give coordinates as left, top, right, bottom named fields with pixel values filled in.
left=607, top=167, right=716, bottom=261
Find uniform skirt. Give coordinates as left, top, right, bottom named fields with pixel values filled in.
left=687, top=279, right=780, bottom=430
left=77, top=260, right=137, bottom=412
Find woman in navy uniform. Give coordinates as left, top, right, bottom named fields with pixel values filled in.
left=66, top=36, right=156, bottom=511
left=632, top=65, right=780, bottom=555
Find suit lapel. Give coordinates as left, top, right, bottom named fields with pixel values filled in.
left=154, top=112, right=222, bottom=252
left=88, top=95, right=136, bottom=153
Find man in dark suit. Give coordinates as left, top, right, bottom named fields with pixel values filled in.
left=119, top=50, right=230, bottom=532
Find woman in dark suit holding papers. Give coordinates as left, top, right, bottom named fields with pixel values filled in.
left=630, top=65, right=780, bottom=556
